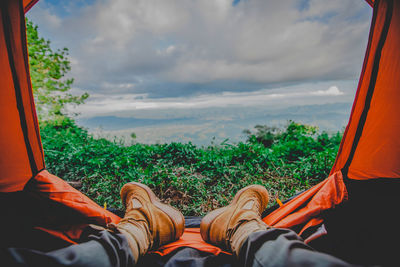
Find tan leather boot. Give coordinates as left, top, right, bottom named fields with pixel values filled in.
left=200, top=185, right=269, bottom=257
left=108, top=182, right=185, bottom=261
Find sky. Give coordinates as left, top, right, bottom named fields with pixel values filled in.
left=27, top=0, right=373, bottom=145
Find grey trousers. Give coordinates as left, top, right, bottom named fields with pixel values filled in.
left=1, top=228, right=356, bottom=267
left=1, top=230, right=135, bottom=267
left=239, top=228, right=355, bottom=267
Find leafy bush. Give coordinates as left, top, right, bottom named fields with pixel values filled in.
left=27, top=19, right=88, bottom=120
left=40, top=118, right=342, bottom=216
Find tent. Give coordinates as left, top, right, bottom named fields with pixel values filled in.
left=1, top=0, right=399, bottom=265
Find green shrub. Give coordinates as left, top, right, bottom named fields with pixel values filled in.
left=40, top=118, right=342, bottom=216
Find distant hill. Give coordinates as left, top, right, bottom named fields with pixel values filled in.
left=76, top=102, right=352, bottom=145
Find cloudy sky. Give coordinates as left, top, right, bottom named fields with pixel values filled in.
left=27, top=0, right=373, bottom=145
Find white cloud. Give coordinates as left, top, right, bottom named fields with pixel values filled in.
left=28, top=0, right=372, bottom=97
left=73, top=81, right=354, bottom=118
left=311, top=86, right=344, bottom=96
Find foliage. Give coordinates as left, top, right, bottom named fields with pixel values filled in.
left=26, top=19, right=88, bottom=120
left=40, top=118, right=342, bottom=216
left=246, top=121, right=342, bottom=183
left=243, top=125, right=279, bottom=148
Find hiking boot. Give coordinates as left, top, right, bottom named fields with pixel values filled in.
left=200, top=185, right=269, bottom=256
left=108, top=182, right=185, bottom=260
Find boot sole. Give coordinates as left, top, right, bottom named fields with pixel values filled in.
left=200, top=184, right=269, bottom=243
left=120, top=182, right=185, bottom=240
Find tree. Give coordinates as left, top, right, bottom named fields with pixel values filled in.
left=243, top=124, right=279, bottom=148
left=26, top=19, right=88, bottom=120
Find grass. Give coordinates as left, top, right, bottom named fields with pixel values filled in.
left=40, top=117, right=342, bottom=216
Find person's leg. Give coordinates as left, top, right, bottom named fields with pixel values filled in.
left=2, top=229, right=133, bottom=267
left=200, top=185, right=355, bottom=267
left=2, top=182, right=185, bottom=267
left=238, top=228, right=354, bottom=267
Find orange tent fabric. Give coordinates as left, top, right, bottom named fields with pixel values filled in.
left=0, top=0, right=119, bottom=246
left=154, top=228, right=231, bottom=257
left=30, top=170, right=120, bottom=226
left=1, top=0, right=45, bottom=192
left=23, top=0, right=39, bottom=13
left=263, top=171, right=347, bottom=234
left=331, top=0, right=400, bottom=180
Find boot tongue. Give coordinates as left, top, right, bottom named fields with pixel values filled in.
left=242, top=200, right=254, bottom=210
left=131, top=198, right=143, bottom=209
